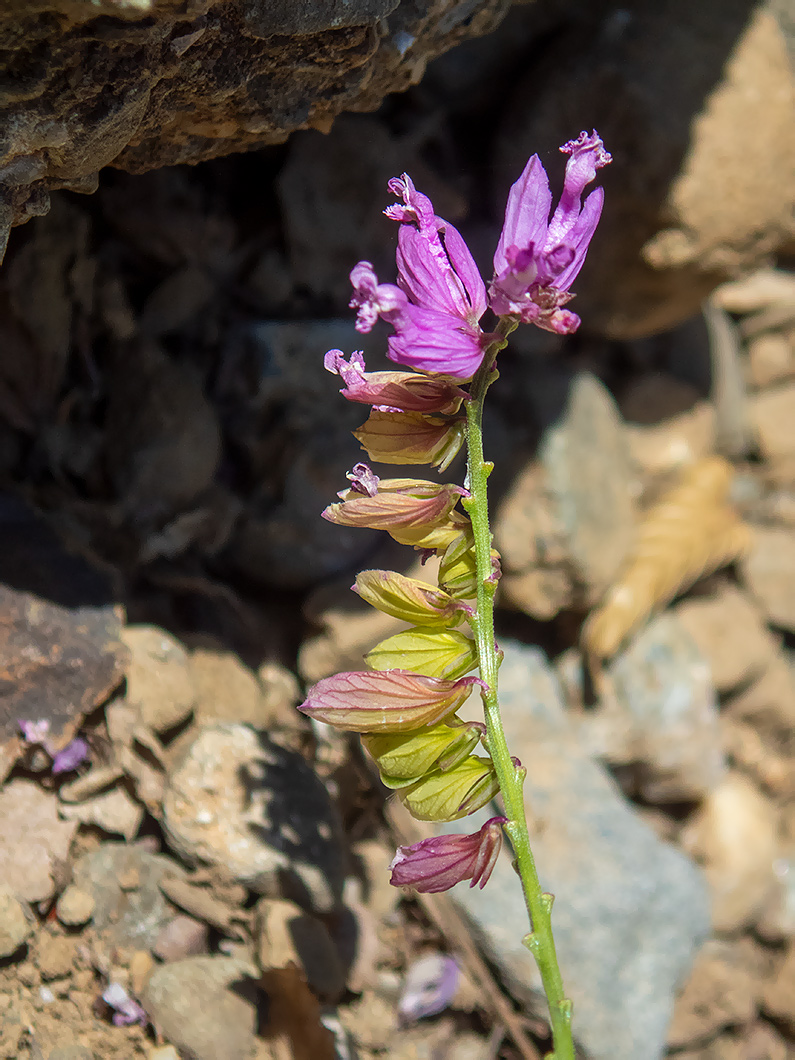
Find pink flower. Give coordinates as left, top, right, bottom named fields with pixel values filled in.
left=490, top=130, right=611, bottom=334
left=348, top=174, right=491, bottom=383
left=389, top=816, right=506, bottom=893
left=323, top=467, right=467, bottom=531
left=324, top=350, right=467, bottom=414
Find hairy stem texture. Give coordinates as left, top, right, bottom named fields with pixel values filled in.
left=463, top=325, right=575, bottom=1060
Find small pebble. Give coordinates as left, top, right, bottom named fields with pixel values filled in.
left=148, top=1049, right=181, bottom=1060
left=0, top=886, right=32, bottom=957
left=56, top=885, right=95, bottom=927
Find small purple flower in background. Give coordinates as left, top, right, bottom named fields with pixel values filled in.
left=101, top=982, right=147, bottom=1027
left=390, top=815, right=506, bottom=893
left=397, top=953, right=461, bottom=1024
left=490, top=130, right=611, bottom=334
left=19, top=720, right=90, bottom=774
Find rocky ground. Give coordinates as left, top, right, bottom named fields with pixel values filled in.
left=0, top=4, right=795, bottom=1060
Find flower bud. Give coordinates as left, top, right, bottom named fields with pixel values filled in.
left=389, top=816, right=507, bottom=893
left=298, top=670, right=484, bottom=733
left=399, top=756, right=500, bottom=821
left=438, top=529, right=501, bottom=598
left=354, top=411, right=465, bottom=471
left=362, top=719, right=485, bottom=784
left=389, top=510, right=470, bottom=550
left=324, top=350, right=467, bottom=414
left=323, top=472, right=465, bottom=533
left=366, top=627, right=477, bottom=680
left=354, top=570, right=463, bottom=627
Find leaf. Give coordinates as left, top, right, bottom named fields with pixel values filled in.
left=582, top=456, right=752, bottom=666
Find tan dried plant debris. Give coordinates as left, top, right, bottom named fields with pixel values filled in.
left=582, top=456, right=752, bottom=668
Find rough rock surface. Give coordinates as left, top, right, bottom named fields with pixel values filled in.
left=163, top=724, right=346, bottom=910
left=451, top=641, right=710, bottom=1060
left=0, top=0, right=512, bottom=257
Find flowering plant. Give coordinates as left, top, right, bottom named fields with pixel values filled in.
left=299, top=131, right=610, bottom=1059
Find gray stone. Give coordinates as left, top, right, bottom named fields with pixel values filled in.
left=540, top=374, right=636, bottom=603
left=0, top=885, right=32, bottom=957
left=71, top=843, right=185, bottom=950
left=47, top=1048, right=95, bottom=1060
left=590, top=613, right=726, bottom=802
left=163, top=725, right=346, bottom=912
left=447, top=640, right=710, bottom=1060
left=55, top=884, right=95, bottom=927
left=141, top=956, right=258, bottom=1060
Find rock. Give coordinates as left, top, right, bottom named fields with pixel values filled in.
left=747, top=332, right=795, bottom=388
left=757, top=852, right=795, bottom=942
left=675, top=586, right=777, bottom=693
left=715, top=269, right=795, bottom=314
left=256, top=897, right=346, bottom=1001
left=122, top=625, right=196, bottom=734
left=35, top=931, right=74, bottom=980
left=147, top=1048, right=180, bottom=1060
left=0, top=886, right=32, bottom=957
left=153, top=914, right=208, bottom=962
left=584, top=613, right=725, bottom=802
left=681, top=774, right=778, bottom=933
left=449, top=640, right=710, bottom=1060
left=55, top=884, right=95, bottom=927
left=104, top=342, right=221, bottom=524
left=750, top=383, right=795, bottom=461
left=188, top=645, right=265, bottom=727
left=163, top=725, right=345, bottom=911
left=0, top=779, right=78, bottom=903
left=220, top=320, right=381, bottom=590
left=0, top=1, right=513, bottom=253
left=666, top=940, right=758, bottom=1049
left=539, top=374, right=636, bottom=604
left=71, top=843, right=185, bottom=950
left=47, top=1048, right=96, bottom=1060
left=762, top=941, right=795, bottom=1033
left=59, top=784, right=145, bottom=841
left=626, top=403, right=716, bottom=476
left=495, top=3, right=795, bottom=339
left=742, top=526, right=795, bottom=632
left=141, top=956, right=259, bottom=1060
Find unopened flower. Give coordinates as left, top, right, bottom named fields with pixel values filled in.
left=490, top=130, right=611, bottom=334
left=363, top=719, right=485, bottom=784
left=399, top=755, right=499, bottom=821
left=390, top=816, right=506, bottom=893
left=354, top=410, right=465, bottom=470
left=388, top=509, right=471, bottom=550
left=438, top=528, right=501, bottom=598
left=323, top=469, right=466, bottom=532
left=365, top=626, right=478, bottom=681
left=324, top=350, right=467, bottom=414
left=354, top=569, right=466, bottom=626
left=298, top=670, right=484, bottom=733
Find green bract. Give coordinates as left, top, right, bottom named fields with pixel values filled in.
left=365, top=627, right=477, bottom=680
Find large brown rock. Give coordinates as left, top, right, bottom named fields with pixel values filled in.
left=495, top=0, right=795, bottom=339
left=0, top=0, right=512, bottom=258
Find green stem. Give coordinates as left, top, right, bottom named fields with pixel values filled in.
left=463, top=320, right=575, bottom=1060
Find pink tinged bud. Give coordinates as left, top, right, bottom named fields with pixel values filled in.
left=490, top=130, right=611, bottom=334
left=387, top=509, right=471, bottom=551
left=389, top=816, right=507, bottom=893
left=323, top=474, right=465, bottom=532
left=349, top=261, right=407, bottom=333
left=297, top=670, right=485, bottom=733
left=353, top=410, right=465, bottom=470
left=324, top=350, right=466, bottom=414
left=353, top=569, right=464, bottom=626
left=399, top=755, right=500, bottom=821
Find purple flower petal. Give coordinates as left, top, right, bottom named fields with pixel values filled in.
left=102, top=983, right=147, bottom=1027
left=398, top=954, right=461, bottom=1023
left=386, top=304, right=486, bottom=382
left=51, top=737, right=90, bottom=775
left=390, top=816, right=506, bottom=892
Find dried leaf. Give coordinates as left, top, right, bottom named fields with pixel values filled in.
left=582, top=457, right=752, bottom=666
